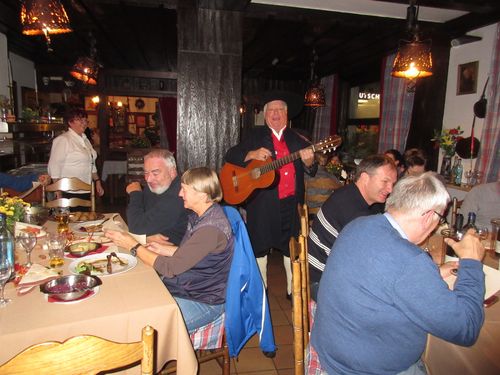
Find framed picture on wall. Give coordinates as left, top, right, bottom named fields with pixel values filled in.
left=21, top=87, right=37, bottom=109
left=129, top=124, right=137, bottom=134
left=457, top=61, right=478, bottom=95
left=128, top=114, right=135, bottom=124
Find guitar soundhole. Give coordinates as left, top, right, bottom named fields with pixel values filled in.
left=250, top=168, right=261, bottom=179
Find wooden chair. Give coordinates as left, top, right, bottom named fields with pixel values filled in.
left=0, top=325, right=155, bottom=375
left=42, top=177, right=95, bottom=212
left=289, top=234, right=311, bottom=375
left=162, top=314, right=229, bottom=375
left=0, top=186, right=44, bottom=204
left=305, top=177, right=342, bottom=217
left=298, top=203, right=309, bottom=238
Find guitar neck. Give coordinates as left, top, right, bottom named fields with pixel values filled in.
left=260, top=145, right=315, bottom=174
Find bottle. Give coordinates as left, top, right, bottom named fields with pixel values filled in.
left=450, top=197, right=458, bottom=231
left=0, top=213, right=15, bottom=281
left=445, top=213, right=463, bottom=258
left=463, top=212, right=477, bottom=233
left=454, top=158, right=463, bottom=186
left=450, top=157, right=459, bottom=184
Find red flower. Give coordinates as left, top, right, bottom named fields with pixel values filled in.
left=449, top=129, right=459, bottom=135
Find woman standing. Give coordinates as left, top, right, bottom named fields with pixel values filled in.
left=48, top=107, right=104, bottom=205
left=105, top=167, right=234, bottom=332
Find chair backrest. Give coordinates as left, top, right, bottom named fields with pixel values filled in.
left=0, top=325, right=155, bottom=375
left=42, top=177, right=95, bottom=211
left=298, top=203, right=309, bottom=238
left=305, top=176, right=342, bottom=216
left=290, top=236, right=305, bottom=375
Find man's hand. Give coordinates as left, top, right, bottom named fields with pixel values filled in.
left=444, top=229, right=485, bottom=262
left=439, top=261, right=459, bottom=279
left=146, top=234, right=172, bottom=246
left=126, top=181, right=142, bottom=194
left=104, top=229, right=137, bottom=250
left=244, top=148, right=273, bottom=162
left=299, top=148, right=315, bottom=167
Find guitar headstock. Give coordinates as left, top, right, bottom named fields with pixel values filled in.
left=312, top=135, right=342, bottom=153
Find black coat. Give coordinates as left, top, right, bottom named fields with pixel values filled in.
left=225, top=126, right=316, bottom=257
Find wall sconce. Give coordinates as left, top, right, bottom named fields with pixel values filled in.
left=70, top=32, right=100, bottom=85
left=391, top=0, right=432, bottom=91
left=304, top=49, right=325, bottom=108
left=21, top=0, right=72, bottom=52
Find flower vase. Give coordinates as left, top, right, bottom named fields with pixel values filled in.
left=440, top=155, right=452, bottom=182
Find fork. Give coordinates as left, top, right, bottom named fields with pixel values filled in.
left=110, top=252, right=127, bottom=266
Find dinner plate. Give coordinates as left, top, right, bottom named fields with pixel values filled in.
left=68, top=253, right=137, bottom=277
left=71, top=220, right=105, bottom=236
left=49, top=212, right=105, bottom=223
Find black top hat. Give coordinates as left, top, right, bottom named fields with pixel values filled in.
left=456, top=137, right=481, bottom=159
left=261, top=90, right=303, bottom=119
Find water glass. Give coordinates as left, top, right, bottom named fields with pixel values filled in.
left=491, top=218, right=500, bottom=254
left=48, top=233, right=66, bottom=268
left=17, top=232, right=36, bottom=267
left=0, top=247, right=13, bottom=307
left=54, top=207, right=70, bottom=234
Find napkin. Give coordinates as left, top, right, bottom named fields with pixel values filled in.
left=444, top=264, right=500, bottom=300
left=14, top=222, right=44, bottom=237
left=65, top=245, right=109, bottom=259
left=17, top=264, right=59, bottom=295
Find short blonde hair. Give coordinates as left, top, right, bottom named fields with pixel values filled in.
left=181, top=167, right=223, bottom=203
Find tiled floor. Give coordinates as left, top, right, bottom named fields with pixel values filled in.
left=96, top=197, right=295, bottom=375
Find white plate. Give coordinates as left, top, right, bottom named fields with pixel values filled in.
left=45, top=286, right=100, bottom=304
left=68, top=253, right=137, bottom=277
left=71, top=220, right=105, bottom=236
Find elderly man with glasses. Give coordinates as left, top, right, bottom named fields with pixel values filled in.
left=126, top=149, right=188, bottom=245
left=310, top=172, right=485, bottom=375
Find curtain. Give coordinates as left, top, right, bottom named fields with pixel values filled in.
left=158, top=97, right=177, bottom=155
left=311, top=74, right=338, bottom=142
left=476, top=23, right=500, bottom=183
left=378, top=53, right=415, bottom=153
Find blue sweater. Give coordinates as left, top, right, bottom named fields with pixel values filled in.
left=311, top=214, right=485, bottom=375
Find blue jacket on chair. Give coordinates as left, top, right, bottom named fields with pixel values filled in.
left=223, top=206, right=276, bottom=357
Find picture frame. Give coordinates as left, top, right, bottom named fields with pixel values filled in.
left=128, top=124, right=137, bottom=134
left=136, top=114, right=147, bottom=127
left=128, top=114, right=135, bottom=124
left=457, top=61, right=478, bottom=95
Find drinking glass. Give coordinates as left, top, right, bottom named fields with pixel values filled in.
left=48, top=233, right=66, bottom=269
left=17, top=232, right=37, bottom=267
left=464, top=170, right=474, bottom=187
left=0, top=246, right=13, bottom=307
left=54, top=207, right=70, bottom=234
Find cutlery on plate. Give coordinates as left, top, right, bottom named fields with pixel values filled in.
left=110, top=252, right=127, bottom=266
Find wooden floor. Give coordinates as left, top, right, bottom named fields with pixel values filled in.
left=96, top=196, right=296, bottom=374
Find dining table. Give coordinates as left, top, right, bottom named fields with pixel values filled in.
left=0, top=213, right=198, bottom=374
left=423, top=233, right=500, bottom=375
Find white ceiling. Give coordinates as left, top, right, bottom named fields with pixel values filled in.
left=252, top=0, right=468, bottom=23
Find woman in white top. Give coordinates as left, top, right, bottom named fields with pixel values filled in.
left=48, top=107, right=104, bottom=202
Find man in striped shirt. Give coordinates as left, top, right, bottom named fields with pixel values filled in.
left=308, top=154, right=397, bottom=301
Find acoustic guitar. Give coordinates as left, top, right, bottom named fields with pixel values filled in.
left=220, top=135, right=342, bottom=205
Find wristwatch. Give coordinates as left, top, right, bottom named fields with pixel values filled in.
left=129, top=243, right=141, bottom=257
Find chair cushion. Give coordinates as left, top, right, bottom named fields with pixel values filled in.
left=190, top=313, right=225, bottom=350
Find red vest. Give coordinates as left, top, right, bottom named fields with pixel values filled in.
left=272, top=133, right=296, bottom=199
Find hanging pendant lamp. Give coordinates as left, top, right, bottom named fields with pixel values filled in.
left=391, top=0, right=432, bottom=88
left=304, top=49, right=326, bottom=108
left=21, top=0, right=72, bottom=51
left=70, top=33, right=100, bottom=85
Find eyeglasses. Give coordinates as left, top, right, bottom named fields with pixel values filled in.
left=433, top=210, right=447, bottom=225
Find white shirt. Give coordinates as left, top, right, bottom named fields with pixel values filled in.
left=48, top=128, right=97, bottom=185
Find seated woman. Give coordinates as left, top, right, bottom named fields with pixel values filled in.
left=105, top=167, right=234, bottom=332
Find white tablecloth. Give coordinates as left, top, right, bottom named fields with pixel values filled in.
left=102, top=160, right=127, bottom=181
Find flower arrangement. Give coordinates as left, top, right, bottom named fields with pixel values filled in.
left=326, top=160, right=344, bottom=179
left=0, top=193, right=30, bottom=231
left=431, top=127, right=464, bottom=157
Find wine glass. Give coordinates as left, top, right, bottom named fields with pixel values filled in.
left=464, top=170, right=474, bottom=187
left=17, top=232, right=37, bottom=267
left=477, top=227, right=489, bottom=242
left=0, top=246, right=13, bottom=307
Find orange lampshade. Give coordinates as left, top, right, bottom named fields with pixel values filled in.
left=391, top=39, right=433, bottom=79
left=304, top=83, right=326, bottom=108
left=21, top=0, right=72, bottom=36
left=70, top=56, right=99, bottom=85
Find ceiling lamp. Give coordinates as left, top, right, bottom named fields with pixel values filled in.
left=21, top=0, right=72, bottom=51
left=304, top=49, right=325, bottom=108
left=391, top=0, right=432, bottom=89
left=70, top=33, right=100, bottom=85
